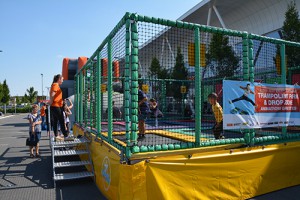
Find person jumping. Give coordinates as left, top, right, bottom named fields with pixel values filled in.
left=230, top=83, right=256, bottom=106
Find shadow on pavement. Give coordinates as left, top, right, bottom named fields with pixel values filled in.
left=1, top=123, right=29, bottom=127
left=56, top=179, right=107, bottom=200
left=0, top=146, right=53, bottom=190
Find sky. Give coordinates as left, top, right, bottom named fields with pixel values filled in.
left=0, top=0, right=201, bottom=97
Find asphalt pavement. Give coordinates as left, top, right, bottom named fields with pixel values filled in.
left=0, top=114, right=105, bottom=200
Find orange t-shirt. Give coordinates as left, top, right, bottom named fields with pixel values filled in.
left=50, top=83, right=63, bottom=107
left=40, top=106, right=46, bottom=116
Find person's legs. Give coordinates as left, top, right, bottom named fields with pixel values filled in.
left=138, top=112, right=147, bottom=138
left=35, top=143, right=39, bottom=156
left=29, top=146, right=34, bottom=157
left=51, top=107, right=59, bottom=137
left=231, top=96, right=244, bottom=103
left=57, top=123, right=61, bottom=136
left=51, top=107, right=68, bottom=137
left=45, top=114, right=50, bottom=136
left=213, top=124, right=220, bottom=139
left=138, top=120, right=145, bottom=135
left=50, top=112, right=54, bottom=131
left=213, top=123, right=223, bottom=139
left=66, top=122, right=70, bottom=132
left=57, top=107, right=68, bottom=137
left=35, top=132, right=41, bottom=156
left=244, top=96, right=256, bottom=106
left=29, top=132, right=34, bottom=157
left=41, top=116, right=45, bottom=130
left=219, top=121, right=224, bottom=138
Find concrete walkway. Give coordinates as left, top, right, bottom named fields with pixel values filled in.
left=0, top=114, right=106, bottom=200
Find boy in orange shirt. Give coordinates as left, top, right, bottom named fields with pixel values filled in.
left=40, top=103, right=46, bottom=130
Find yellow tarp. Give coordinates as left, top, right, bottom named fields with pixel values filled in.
left=74, top=125, right=300, bottom=200
left=144, top=144, right=300, bottom=199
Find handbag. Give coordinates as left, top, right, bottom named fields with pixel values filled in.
left=26, top=137, right=37, bottom=146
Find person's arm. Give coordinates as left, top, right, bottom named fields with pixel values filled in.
left=29, top=116, right=35, bottom=133
left=68, top=99, right=73, bottom=109
left=65, top=107, right=72, bottom=115
left=49, top=91, right=55, bottom=105
left=31, top=117, right=42, bottom=128
left=250, top=90, right=255, bottom=94
left=139, top=97, right=147, bottom=106
left=49, top=84, right=60, bottom=105
left=35, top=117, right=42, bottom=125
left=239, top=86, right=246, bottom=90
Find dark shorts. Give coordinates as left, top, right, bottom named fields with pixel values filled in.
left=213, top=122, right=223, bottom=139
left=29, top=132, right=41, bottom=144
left=138, top=111, right=148, bottom=121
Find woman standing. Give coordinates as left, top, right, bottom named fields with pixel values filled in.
left=49, top=74, right=69, bottom=138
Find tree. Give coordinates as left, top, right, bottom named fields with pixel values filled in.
left=0, top=83, right=3, bottom=105
left=171, top=47, right=188, bottom=99
left=206, top=33, right=240, bottom=78
left=149, top=57, right=170, bottom=79
left=282, top=0, right=300, bottom=68
left=22, top=93, right=29, bottom=103
left=16, top=96, right=21, bottom=105
left=26, top=87, right=38, bottom=103
left=149, top=57, right=161, bottom=78
left=148, top=57, right=171, bottom=98
left=1, top=80, right=10, bottom=105
left=172, top=47, right=188, bottom=80
left=158, top=68, right=170, bottom=80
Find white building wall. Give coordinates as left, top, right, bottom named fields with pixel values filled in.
left=138, top=0, right=300, bottom=78
left=181, top=0, right=300, bottom=35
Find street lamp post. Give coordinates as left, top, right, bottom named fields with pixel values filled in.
left=46, top=87, right=50, bottom=100
left=41, top=73, right=44, bottom=100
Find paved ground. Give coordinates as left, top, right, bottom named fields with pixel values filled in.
left=250, top=185, right=300, bottom=200
left=1, top=114, right=300, bottom=200
left=0, top=114, right=106, bottom=200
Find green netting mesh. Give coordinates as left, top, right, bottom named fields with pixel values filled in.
left=74, top=13, right=300, bottom=158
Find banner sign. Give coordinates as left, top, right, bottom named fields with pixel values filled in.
left=223, top=80, right=300, bottom=129
left=255, top=86, right=300, bottom=112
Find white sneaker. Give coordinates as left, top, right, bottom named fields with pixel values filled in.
left=64, top=136, right=74, bottom=141
left=55, top=136, right=64, bottom=142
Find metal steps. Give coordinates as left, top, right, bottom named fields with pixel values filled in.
left=54, top=160, right=91, bottom=168
left=54, top=171, right=94, bottom=181
left=50, top=134, right=95, bottom=187
left=54, top=149, right=89, bottom=157
left=52, top=137, right=89, bottom=147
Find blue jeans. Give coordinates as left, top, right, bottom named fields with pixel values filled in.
left=29, top=132, right=41, bottom=146
left=41, top=116, right=46, bottom=130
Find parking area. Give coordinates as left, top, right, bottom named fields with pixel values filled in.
left=0, top=114, right=105, bottom=200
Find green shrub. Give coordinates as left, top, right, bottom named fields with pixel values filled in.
left=0, top=106, right=31, bottom=114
